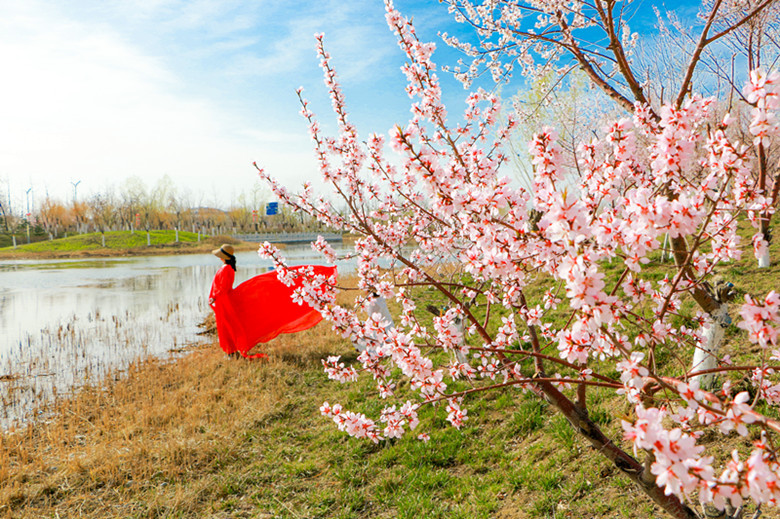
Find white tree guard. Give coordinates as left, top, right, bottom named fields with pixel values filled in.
left=758, top=248, right=771, bottom=268
left=355, top=294, right=395, bottom=353
left=692, top=304, right=730, bottom=390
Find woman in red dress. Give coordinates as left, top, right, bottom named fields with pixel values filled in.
left=209, top=244, right=245, bottom=356
left=208, top=244, right=336, bottom=358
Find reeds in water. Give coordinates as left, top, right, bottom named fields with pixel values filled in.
left=0, top=299, right=210, bottom=430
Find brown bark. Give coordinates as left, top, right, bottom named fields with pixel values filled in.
left=555, top=14, right=637, bottom=114
left=758, top=143, right=772, bottom=239
left=539, top=380, right=701, bottom=519
left=675, top=0, right=723, bottom=109
left=595, top=0, right=651, bottom=107
left=670, top=236, right=721, bottom=314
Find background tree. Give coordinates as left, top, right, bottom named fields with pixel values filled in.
left=149, top=175, right=176, bottom=230
left=89, top=191, right=117, bottom=239
left=445, top=0, right=778, bottom=268
left=0, top=201, right=8, bottom=232
left=70, top=200, right=88, bottom=234
left=0, top=175, right=335, bottom=241
left=175, top=188, right=196, bottom=233
left=228, top=206, right=250, bottom=233
left=505, top=68, right=616, bottom=189
left=120, top=177, right=147, bottom=232
left=38, top=197, right=70, bottom=238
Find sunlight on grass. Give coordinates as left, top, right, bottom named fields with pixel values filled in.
left=1, top=234, right=779, bottom=517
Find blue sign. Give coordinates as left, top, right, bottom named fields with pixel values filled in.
left=265, top=202, right=279, bottom=216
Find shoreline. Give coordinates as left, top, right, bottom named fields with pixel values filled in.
left=0, top=241, right=263, bottom=261
left=0, top=229, right=353, bottom=261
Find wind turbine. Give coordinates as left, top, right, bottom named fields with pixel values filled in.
left=71, top=180, right=81, bottom=203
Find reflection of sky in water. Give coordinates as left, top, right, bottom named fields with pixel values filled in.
left=0, top=244, right=359, bottom=427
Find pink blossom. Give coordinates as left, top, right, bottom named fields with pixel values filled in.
left=738, top=292, right=780, bottom=348
left=322, top=356, right=358, bottom=383
left=256, top=5, right=780, bottom=510
left=445, top=399, right=468, bottom=429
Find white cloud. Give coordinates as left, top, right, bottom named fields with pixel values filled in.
left=0, top=0, right=465, bottom=213
left=0, top=0, right=319, bottom=209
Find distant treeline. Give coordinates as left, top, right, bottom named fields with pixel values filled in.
left=0, top=180, right=330, bottom=247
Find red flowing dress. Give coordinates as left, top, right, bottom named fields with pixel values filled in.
left=209, top=264, right=336, bottom=358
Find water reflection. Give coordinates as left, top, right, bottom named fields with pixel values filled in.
left=0, top=245, right=351, bottom=428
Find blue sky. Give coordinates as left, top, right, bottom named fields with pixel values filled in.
left=0, top=0, right=475, bottom=211
left=0, top=0, right=700, bottom=212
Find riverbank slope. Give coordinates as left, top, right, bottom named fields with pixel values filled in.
left=0, top=331, right=657, bottom=519
left=2, top=240, right=779, bottom=517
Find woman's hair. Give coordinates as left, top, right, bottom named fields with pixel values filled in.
left=226, top=256, right=237, bottom=271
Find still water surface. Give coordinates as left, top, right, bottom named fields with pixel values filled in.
left=0, top=245, right=349, bottom=428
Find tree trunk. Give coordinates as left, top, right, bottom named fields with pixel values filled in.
left=670, top=237, right=721, bottom=313
left=540, top=381, right=700, bottom=519
left=757, top=143, right=773, bottom=269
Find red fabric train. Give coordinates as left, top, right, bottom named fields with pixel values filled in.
left=209, top=264, right=336, bottom=358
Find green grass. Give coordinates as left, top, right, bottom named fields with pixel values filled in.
left=230, top=375, right=638, bottom=518
left=0, top=230, right=205, bottom=253
left=266, top=223, right=779, bottom=518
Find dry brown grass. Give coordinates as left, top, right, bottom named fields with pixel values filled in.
left=0, top=284, right=359, bottom=519
left=2, top=346, right=260, bottom=516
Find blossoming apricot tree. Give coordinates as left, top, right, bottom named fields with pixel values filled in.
left=254, top=2, right=780, bottom=518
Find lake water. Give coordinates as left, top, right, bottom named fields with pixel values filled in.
left=0, top=244, right=351, bottom=428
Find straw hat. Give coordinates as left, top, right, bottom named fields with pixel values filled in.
left=213, top=244, right=235, bottom=261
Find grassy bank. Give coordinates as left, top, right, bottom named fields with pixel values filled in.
left=1, top=237, right=779, bottom=518
left=0, top=231, right=256, bottom=259
left=0, top=332, right=656, bottom=519
left=0, top=277, right=672, bottom=519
